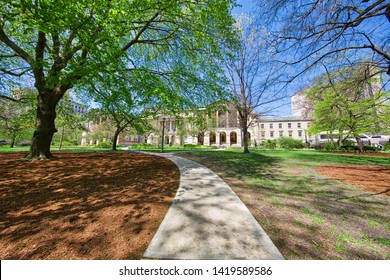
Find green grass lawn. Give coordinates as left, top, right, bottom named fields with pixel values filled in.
left=179, top=149, right=390, bottom=260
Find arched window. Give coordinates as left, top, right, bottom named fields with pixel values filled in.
left=210, top=132, right=216, bottom=145
left=230, top=132, right=237, bottom=144
left=220, top=132, right=226, bottom=144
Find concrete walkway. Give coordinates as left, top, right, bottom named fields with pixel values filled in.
left=143, top=153, right=284, bottom=260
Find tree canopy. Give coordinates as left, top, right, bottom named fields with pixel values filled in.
left=256, top=0, right=390, bottom=81
left=306, top=64, right=390, bottom=152
left=0, top=0, right=235, bottom=158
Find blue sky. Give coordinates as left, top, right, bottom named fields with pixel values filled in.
left=231, top=0, right=295, bottom=116
left=232, top=0, right=256, bottom=16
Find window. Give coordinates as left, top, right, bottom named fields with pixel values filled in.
left=270, top=123, right=273, bottom=129
left=260, top=124, right=264, bottom=129
left=261, top=132, right=265, bottom=138
left=279, top=131, right=283, bottom=137
left=289, top=131, right=293, bottom=137
left=270, top=131, right=274, bottom=138
left=298, top=131, right=302, bottom=137
left=288, top=123, right=292, bottom=128
left=279, top=123, right=282, bottom=129
left=297, top=122, right=301, bottom=128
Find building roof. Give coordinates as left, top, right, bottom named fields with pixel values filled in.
left=256, top=115, right=312, bottom=122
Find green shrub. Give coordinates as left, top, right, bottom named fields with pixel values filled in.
left=183, top=144, right=198, bottom=149
left=384, top=142, right=390, bottom=151
left=340, top=145, right=359, bottom=152
left=343, top=139, right=355, bottom=146
left=323, top=141, right=339, bottom=151
left=312, top=144, right=323, bottom=150
left=277, top=137, right=304, bottom=149
left=97, top=141, right=112, bottom=149
left=363, top=146, right=378, bottom=152
left=264, top=139, right=277, bottom=149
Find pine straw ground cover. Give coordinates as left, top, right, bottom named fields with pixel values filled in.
left=179, top=150, right=390, bottom=260
left=0, top=152, right=179, bottom=260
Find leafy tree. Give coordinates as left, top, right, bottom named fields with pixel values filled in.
left=182, top=106, right=218, bottom=145
left=0, top=89, right=36, bottom=147
left=307, top=65, right=390, bottom=153
left=0, top=0, right=235, bottom=159
left=84, top=108, right=115, bottom=145
left=277, top=137, right=304, bottom=149
left=83, top=72, right=156, bottom=151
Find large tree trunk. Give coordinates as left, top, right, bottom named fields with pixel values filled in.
left=242, top=125, right=250, bottom=153
left=112, top=129, right=120, bottom=151
left=27, top=91, right=62, bottom=160
left=198, top=132, right=204, bottom=145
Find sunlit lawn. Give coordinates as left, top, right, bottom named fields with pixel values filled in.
left=179, top=149, right=390, bottom=259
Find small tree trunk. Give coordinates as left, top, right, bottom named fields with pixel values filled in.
left=10, top=134, right=16, bottom=148
left=354, top=134, right=364, bottom=153
left=58, top=126, right=65, bottom=150
left=27, top=91, right=61, bottom=160
left=242, top=113, right=250, bottom=153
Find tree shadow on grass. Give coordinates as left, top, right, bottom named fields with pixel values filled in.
left=180, top=150, right=390, bottom=259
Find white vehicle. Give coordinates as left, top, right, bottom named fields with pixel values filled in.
left=370, top=135, right=390, bottom=148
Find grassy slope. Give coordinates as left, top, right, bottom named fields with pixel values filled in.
left=179, top=149, right=390, bottom=260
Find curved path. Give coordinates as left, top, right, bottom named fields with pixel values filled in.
left=143, top=152, right=284, bottom=260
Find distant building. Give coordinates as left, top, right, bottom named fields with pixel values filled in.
left=256, top=115, right=313, bottom=144
left=141, top=99, right=314, bottom=148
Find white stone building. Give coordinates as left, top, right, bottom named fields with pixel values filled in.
left=145, top=101, right=314, bottom=147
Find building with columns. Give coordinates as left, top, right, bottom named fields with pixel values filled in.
left=142, top=101, right=314, bottom=147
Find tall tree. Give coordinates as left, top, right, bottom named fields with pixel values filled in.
left=0, top=0, right=235, bottom=159
left=83, top=71, right=156, bottom=151
left=226, top=15, right=286, bottom=153
left=307, top=64, right=390, bottom=153
left=0, top=89, right=36, bottom=147
left=256, top=0, right=390, bottom=80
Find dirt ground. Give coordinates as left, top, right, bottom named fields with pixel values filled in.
left=0, top=152, right=179, bottom=260
left=328, top=152, right=390, bottom=158
left=316, top=165, right=390, bottom=196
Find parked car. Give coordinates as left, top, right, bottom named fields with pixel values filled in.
left=370, top=135, right=390, bottom=148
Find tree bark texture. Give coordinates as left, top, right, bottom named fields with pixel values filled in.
left=354, top=134, right=364, bottom=154
left=112, top=130, right=120, bottom=151
left=28, top=91, right=62, bottom=159
left=242, top=113, right=250, bottom=153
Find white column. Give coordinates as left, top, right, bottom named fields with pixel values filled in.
left=237, top=130, right=242, bottom=146
left=204, top=132, right=210, bottom=146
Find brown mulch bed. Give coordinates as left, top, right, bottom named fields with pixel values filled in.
left=327, top=152, right=390, bottom=158
left=0, top=152, right=179, bottom=260
left=316, top=165, right=390, bottom=196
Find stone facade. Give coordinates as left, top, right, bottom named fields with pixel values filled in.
left=143, top=106, right=314, bottom=148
